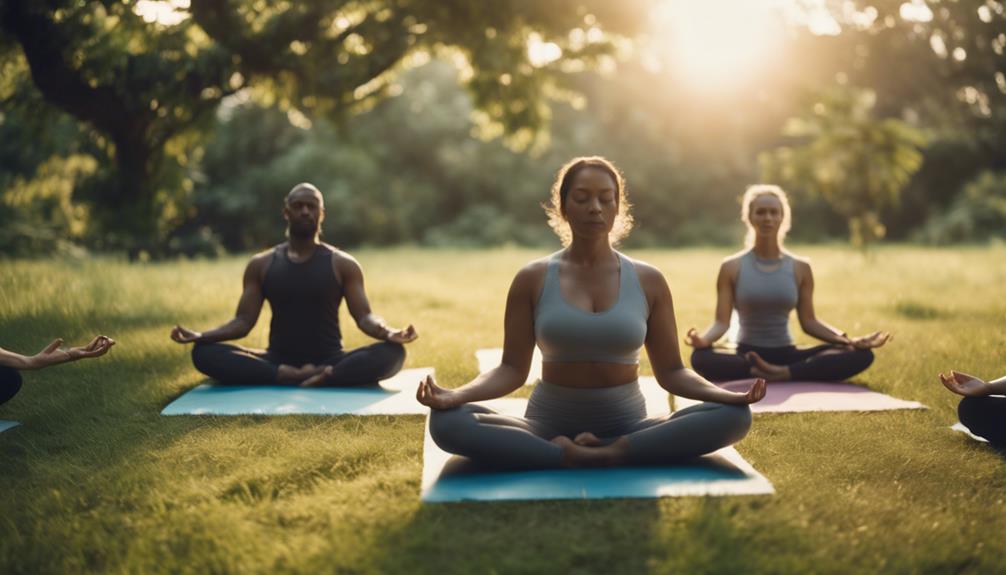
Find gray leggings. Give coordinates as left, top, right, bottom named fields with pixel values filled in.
left=429, top=380, right=752, bottom=470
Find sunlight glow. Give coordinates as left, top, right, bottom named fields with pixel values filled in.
left=528, top=34, right=563, bottom=68
left=133, top=0, right=190, bottom=26
left=652, top=0, right=787, bottom=91
left=899, top=0, right=934, bottom=23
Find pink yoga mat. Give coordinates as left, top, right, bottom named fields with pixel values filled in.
left=675, top=379, right=926, bottom=413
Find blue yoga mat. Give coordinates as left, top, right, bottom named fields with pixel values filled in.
left=161, top=367, right=433, bottom=416
left=0, top=420, right=19, bottom=434
left=420, top=399, right=774, bottom=502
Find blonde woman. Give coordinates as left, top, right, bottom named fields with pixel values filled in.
left=687, top=186, right=890, bottom=382
left=416, top=157, right=764, bottom=469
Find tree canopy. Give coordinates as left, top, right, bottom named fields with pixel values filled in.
left=0, top=0, right=645, bottom=253
left=2, top=0, right=1005, bottom=255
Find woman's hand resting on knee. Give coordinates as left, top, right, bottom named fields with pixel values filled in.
left=684, top=328, right=712, bottom=349
left=737, top=378, right=767, bottom=404
left=416, top=374, right=462, bottom=410
left=842, top=331, right=892, bottom=350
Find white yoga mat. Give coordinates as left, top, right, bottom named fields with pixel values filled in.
left=675, top=380, right=926, bottom=413
left=952, top=422, right=990, bottom=444
left=161, top=367, right=433, bottom=416
left=420, top=397, right=773, bottom=502
left=475, top=348, right=542, bottom=386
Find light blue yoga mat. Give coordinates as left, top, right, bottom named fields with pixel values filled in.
left=0, top=420, right=19, bottom=434
left=420, top=399, right=774, bottom=502
left=162, top=367, right=433, bottom=416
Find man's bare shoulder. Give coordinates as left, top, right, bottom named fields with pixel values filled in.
left=323, top=244, right=364, bottom=279
left=326, top=245, right=356, bottom=263
left=247, top=246, right=278, bottom=268
left=240, top=246, right=278, bottom=284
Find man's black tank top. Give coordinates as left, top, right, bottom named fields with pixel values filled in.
left=262, top=243, right=343, bottom=364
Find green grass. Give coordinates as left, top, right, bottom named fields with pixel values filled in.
left=1, top=245, right=1005, bottom=574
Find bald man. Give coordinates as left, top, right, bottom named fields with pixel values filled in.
left=171, top=183, right=417, bottom=387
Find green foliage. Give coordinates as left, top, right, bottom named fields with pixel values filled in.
left=0, top=0, right=645, bottom=252
left=190, top=59, right=758, bottom=251
left=760, top=86, right=927, bottom=249
left=4, top=1, right=1006, bottom=253
left=0, top=154, right=96, bottom=256
left=917, top=171, right=1006, bottom=244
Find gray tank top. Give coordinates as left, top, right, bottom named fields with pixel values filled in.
left=534, top=251, right=649, bottom=364
left=735, top=251, right=798, bottom=347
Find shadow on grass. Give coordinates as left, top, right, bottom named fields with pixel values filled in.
left=373, top=493, right=805, bottom=574
left=375, top=498, right=663, bottom=573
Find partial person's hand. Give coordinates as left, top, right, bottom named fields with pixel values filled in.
left=170, top=325, right=202, bottom=344
left=387, top=324, right=418, bottom=344
left=849, top=331, right=892, bottom=349
left=939, top=370, right=990, bottom=397
left=66, top=335, right=115, bottom=360
left=30, top=338, right=69, bottom=368
left=737, top=378, right=767, bottom=404
left=416, top=374, right=460, bottom=410
left=31, top=336, right=115, bottom=368
left=684, top=327, right=711, bottom=349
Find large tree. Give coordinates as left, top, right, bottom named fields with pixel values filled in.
left=0, top=0, right=645, bottom=252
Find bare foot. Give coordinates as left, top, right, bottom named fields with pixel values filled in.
left=277, top=363, right=326, bottom=383
left=574, top=432, right=603, bottom=447
left=551, top=436, right=630, bottom=468
left=745, top=352, right=791, bottom=382
left=299, top=366, right=334, bottom=387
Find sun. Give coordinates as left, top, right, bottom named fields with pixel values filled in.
left=649, top=0, right=788, bottom=92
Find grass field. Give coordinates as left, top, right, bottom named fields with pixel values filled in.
left=1, top=245, right=1005, bottom=574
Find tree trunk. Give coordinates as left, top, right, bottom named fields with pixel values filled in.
left=110, top=129, right=161, bottom=258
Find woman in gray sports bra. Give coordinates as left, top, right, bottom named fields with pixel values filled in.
left=416, top=157, right=765, bottom=469
left=687, top=185, right=890, bottom=383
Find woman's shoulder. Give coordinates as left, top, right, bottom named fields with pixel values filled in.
left=712, top=248, right=752, bottom=277
left=785, top=250, right=812, bottom=270
left=511, top=255, right=552, bottom=286
left=521, top=254, right=554, bottom=273
left=619, top=254, right=669, bottom=296
left=621, top=253, right=661, bottom=279
left=721, top=249, right=749, bottom=266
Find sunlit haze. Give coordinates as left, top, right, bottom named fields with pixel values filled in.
left=133, top=0, right=190, bottom=26
left=650, top=0, right=789, bottom=92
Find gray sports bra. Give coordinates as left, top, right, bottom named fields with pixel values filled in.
left=534, top=252, right=649, bottom=364
left=735, top=251, right=798, bottom=347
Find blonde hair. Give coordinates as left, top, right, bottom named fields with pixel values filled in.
left=543, top=156, right=634, bottom=247
left=741, top=184, right=792, bottom=248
